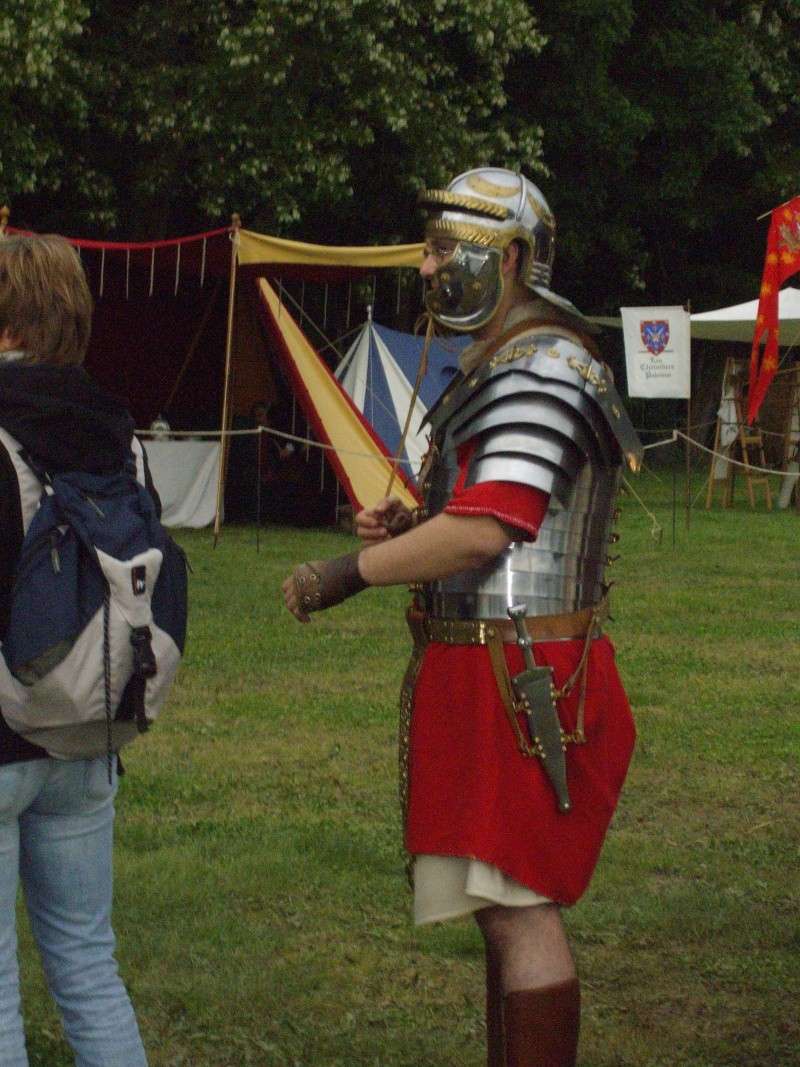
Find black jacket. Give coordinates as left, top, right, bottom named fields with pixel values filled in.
left=0, top=363, right=150, bottom=765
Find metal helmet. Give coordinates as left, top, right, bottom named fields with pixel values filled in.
left=418, top=167, right=589, bottom=332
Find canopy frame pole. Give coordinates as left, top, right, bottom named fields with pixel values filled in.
left=0, top=205, right=9, bottom=237
left=213, top=213, right=242, bottom=544
left=272, top=280, right=346, bottom=363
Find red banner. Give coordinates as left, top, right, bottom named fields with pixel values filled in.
left=748, top=196, right=800, bottom=422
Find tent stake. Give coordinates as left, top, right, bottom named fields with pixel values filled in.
left=213, top=213, right=242, bottom=545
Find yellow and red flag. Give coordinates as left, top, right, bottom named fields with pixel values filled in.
left=748, top=196, right=800, bottom=423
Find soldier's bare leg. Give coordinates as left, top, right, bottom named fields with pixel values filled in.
left=475, top=904, right=580, bottom=1067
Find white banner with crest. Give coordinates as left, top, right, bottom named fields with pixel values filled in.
left=621, top=306, right=691, bottom=398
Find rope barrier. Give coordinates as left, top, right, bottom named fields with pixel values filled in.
left=138, top=423, right=797, bottom=480
left=671, top=430, right=791, bottom=477
left=622, top=476, right=663, bottom=542
left=137, top=425, right=416, bottom=471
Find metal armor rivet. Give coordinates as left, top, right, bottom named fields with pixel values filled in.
left=468, top=377, right=478, bottom=387
left=612, top=404, right=621, bottom=418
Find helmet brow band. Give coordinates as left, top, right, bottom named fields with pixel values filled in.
left=425, top=220, right=503, bottom=248
left=425, top=220, right=534, bottom=254
left=417, top=189, right=512, bottom=221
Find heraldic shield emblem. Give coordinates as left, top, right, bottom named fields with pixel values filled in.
left=641, top=320, right=670, bottom=355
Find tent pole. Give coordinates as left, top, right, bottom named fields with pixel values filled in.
left=685, top=299, right=692, bottom=531
left=256, top=426, right=262, bottom=552
left=213, top=213, right=241, bottom=545
left=0, top=205, right=9, bottom=237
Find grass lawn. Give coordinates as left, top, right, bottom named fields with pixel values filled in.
left=17, top=471, right=800, bottom=1066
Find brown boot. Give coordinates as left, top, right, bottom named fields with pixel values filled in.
left=485, top=945, right=505, bottom=1067
left=503, top=978, right=580, bottom=1067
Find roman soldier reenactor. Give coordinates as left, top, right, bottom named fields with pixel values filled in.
left=284, top=167, right=642, bottom=1067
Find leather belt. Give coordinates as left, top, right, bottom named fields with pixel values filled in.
left=407, top=604, right=599, bottom=647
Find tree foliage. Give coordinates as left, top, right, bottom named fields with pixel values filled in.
left=4, top=0, right=545, bottom=242
left=3, top=0, right=800, bottom=312
left=519, top=0, right=800, bottom=310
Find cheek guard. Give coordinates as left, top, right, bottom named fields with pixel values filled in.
left=424, top=243, right=504, bottom=332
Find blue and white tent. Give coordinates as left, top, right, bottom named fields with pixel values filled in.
left=336, top=311, right=466, bottom=475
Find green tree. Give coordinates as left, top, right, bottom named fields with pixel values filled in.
left=0, top=1, right=112, bottom=221
left=518, top=0, right=800, bottom=311
left=8, top=0, right=546, bottom=240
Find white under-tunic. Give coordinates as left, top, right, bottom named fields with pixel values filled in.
left=414, top=855, right=551, bottom=925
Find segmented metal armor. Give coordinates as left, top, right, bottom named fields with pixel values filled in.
left=419, top=325, right=643, bottom=619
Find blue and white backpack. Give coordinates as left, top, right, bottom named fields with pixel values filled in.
left=0, top=428, right=187, bottom=763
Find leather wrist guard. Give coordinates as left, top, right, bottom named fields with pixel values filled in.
left=292, top=551, right=368, bottom=614
left=384, top=502, right=428, bottom=537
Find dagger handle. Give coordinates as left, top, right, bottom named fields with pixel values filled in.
left=507, top=603, right=538, bottom=674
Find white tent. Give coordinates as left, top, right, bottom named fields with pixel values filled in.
left=592, top=287, right=800, bottom=345
left=689, top=287, right=800, bottom=344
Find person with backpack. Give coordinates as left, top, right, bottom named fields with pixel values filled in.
left=0, top=233, right=153, bottom=1067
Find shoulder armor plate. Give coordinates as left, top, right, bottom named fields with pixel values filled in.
left=424, top=328, right=643, bottom=473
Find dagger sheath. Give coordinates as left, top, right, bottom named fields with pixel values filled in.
left=507, top=603, right=571, bottom=814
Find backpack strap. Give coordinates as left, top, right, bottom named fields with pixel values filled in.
left=130, top=436, right=147, bottom=487
left=0, top=427, right=46, bottom=532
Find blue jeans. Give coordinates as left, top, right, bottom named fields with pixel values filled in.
left=0, top=757, right=148, bottom=1067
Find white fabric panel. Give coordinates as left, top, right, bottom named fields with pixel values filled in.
left=621, top=305, right=691, bottom=399
left=1, top=609, right=181, bottom=759
left=336, top=326, right=370, bottom=411
left=95, top=547, right=163, bottom=628
left=413, top=855, right=551, bottom=925
left=143, top=439, right=220, bottom=527
left=714, top=373, right=740, bottom=479
left=2, top=604, right=131, bottom=739
left=130, top=436, right=147, bottom=486
left=144, top=624, right=182, bottom=719
left=372, top=330, right=429, bottom=473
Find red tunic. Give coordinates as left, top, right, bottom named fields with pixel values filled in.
left=404, top=459, right=636, bottom=906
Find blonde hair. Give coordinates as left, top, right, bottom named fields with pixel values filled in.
left=0, top=234, right=93, bottom=365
